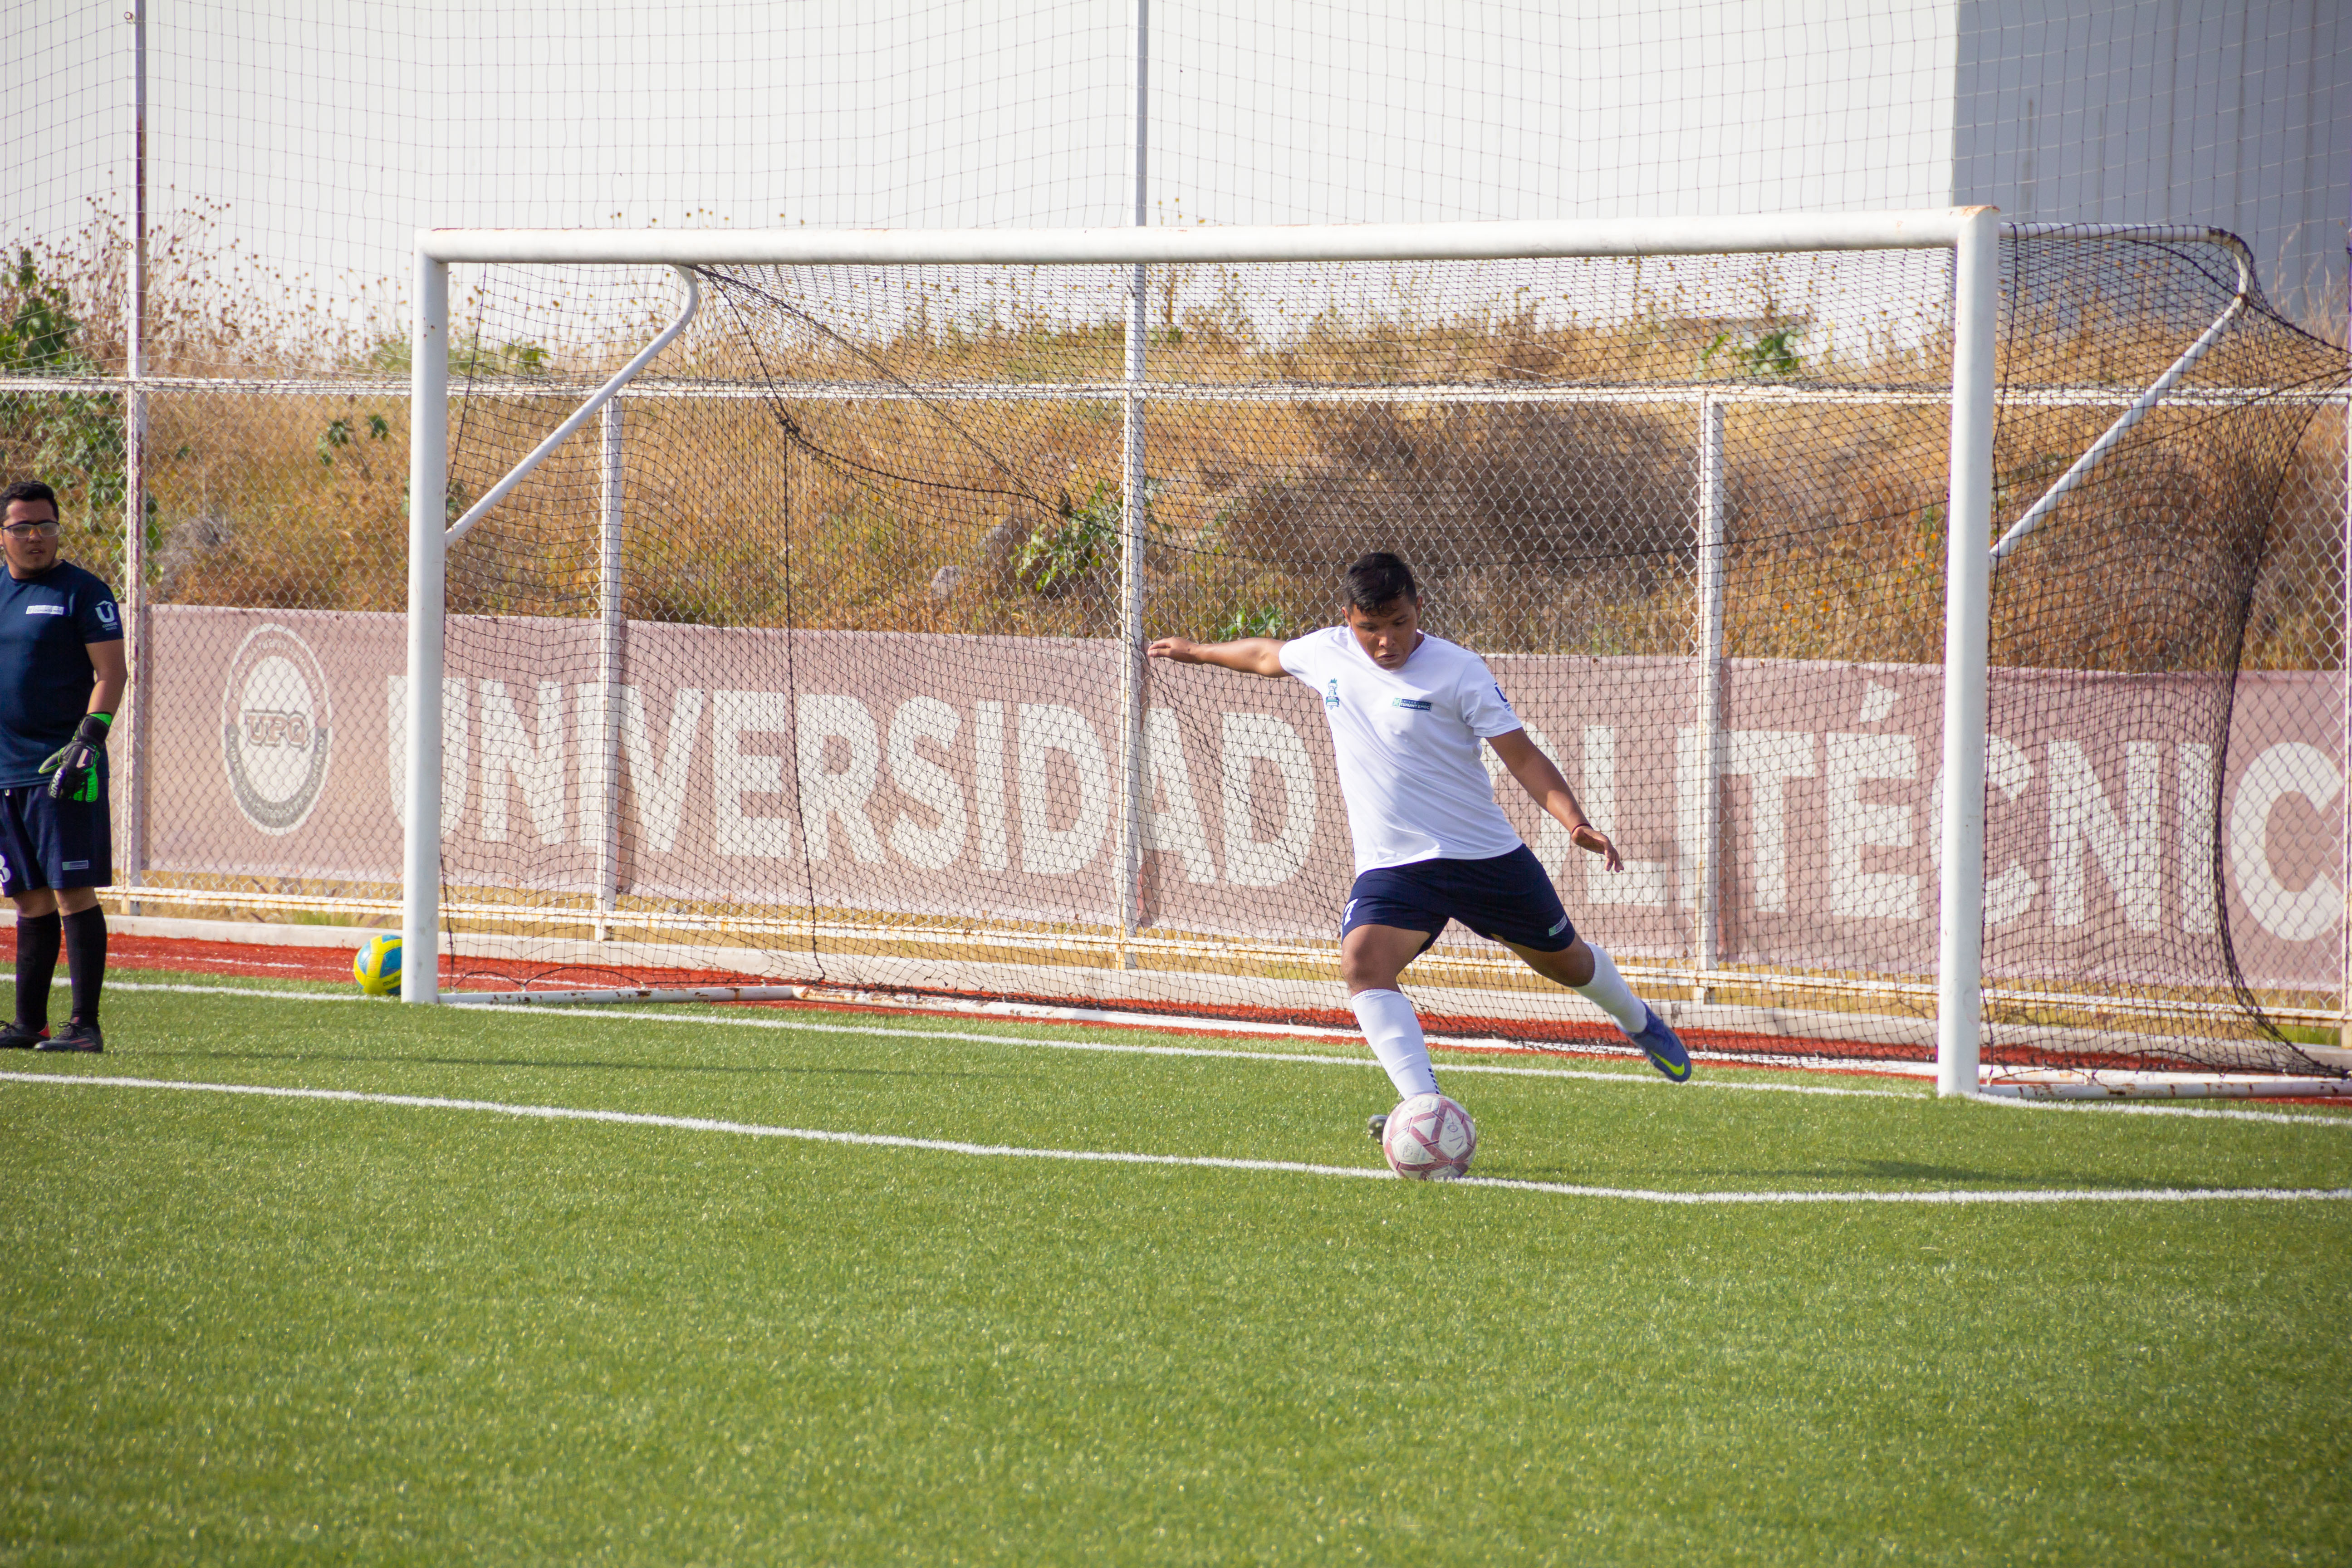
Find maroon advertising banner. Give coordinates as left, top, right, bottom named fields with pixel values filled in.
left=149, top=606, right=2346, bottom=991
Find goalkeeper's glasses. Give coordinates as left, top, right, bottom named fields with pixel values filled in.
left=40, top=713, right=110, bottom=803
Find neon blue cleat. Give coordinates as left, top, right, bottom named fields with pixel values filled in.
left=1627, top=1005, right=1692, bottom=1082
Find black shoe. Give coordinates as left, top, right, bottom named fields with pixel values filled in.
left=0, top=1023, right=45, bottom=1049
left=1367, top=1113, right=1389, bottom=1143
left=35, top=1020, right=101, bottom=1054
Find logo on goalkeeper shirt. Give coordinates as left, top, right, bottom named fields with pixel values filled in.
left=221, top=622, right=333, bottom=835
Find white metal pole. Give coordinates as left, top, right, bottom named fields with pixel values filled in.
left=1115, top=0, right=1149, bottom=970
left=402, top=254, right=450, bottom=1003
left=1692, top=393, right=1727, bottom=1002
left=420, top=211, right=1975, bottom=268
left=1936, top=207, right=2000, bottom=1096
left=2340, top=272, right=2351, bottom=1039
left=120, top=0, right=149, bottom=916
left=595, top=399, right=626, bottom=941
left=443, top=270, right=697, bottom=545
left=1989, top=241, right=2249, bottom=563
left=1130, top=0, right=1148, bottom=233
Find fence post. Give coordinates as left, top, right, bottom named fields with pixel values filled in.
left=1117, top=289, right=1147, bottom=970
left=1692, top=392, right=1727, bottom=1001
left=119, top=0, right=150, bottom=916
left=2340, top=363, right=2350, bottom=1044
left=595, top=398, right=625, bottom=941
left=1113, top=0, right=1150, bottom=970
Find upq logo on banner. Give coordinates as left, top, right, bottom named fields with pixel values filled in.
left=217, top=622, right=333, bottom=836
left=142, top=606, right=2347, bottom=991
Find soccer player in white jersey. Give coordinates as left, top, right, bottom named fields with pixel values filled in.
left=1147, top=551, right=1691, bottom=1131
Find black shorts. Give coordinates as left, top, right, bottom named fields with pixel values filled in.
left=1340, top=844, right=1577, bottom=954
left=0, top=783, right=113, bottom=897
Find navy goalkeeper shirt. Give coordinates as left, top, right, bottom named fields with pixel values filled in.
left=0, top=560, right=123, bottom=789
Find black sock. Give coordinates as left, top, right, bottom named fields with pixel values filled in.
left=63, top=906, right=106, bottom=1027
left=15, top=910, right=61, bottom=1034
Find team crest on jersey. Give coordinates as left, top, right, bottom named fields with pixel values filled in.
left=221, top=622, right=333, bottom=835
left=1325, top=678, right=1340, bottom=709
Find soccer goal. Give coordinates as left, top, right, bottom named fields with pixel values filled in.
left=397, top=212, right=2351, bottom=1098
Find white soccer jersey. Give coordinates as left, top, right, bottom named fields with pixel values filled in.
left=1278, top=626, right=1527, bottom=872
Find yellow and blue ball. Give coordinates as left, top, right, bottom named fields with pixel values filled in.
left=353, top=933, right=403, bottom=996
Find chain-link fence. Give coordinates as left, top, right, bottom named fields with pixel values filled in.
left=5, top=0, right=2348, bottom=1073
left=44, top=235, right=2330, bottom=1073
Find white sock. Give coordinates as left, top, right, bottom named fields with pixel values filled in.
left=1573, top=944, right=1649, bottom=1034
left=1349, top=989, right=1438, bottom=1098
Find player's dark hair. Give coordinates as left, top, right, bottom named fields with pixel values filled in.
left=1343, top=552, right=1419, bottom=613
left=1, top=479, right=58, bottom=514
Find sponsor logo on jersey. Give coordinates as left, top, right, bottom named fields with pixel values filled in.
left=221, top=622, right=333, bottom=836
left=25, top=603, right=64, bottom=616
left=95, top=601, right=118, bottom=627
left=63, top=860, right=88, bottom=872
left=1494, top=683, right=1512, bottom=708
left=1548, top=914, right=1569, bottom=935
left=1390, top=696, right=1434, bottom=711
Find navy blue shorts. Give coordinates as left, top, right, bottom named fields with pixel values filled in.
left=0, top=782, right=113, bottom=897
left=1341, top=845, right=1577, bottom=954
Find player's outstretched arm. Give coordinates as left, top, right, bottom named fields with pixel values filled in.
left=1145, top=635, right=1287, bottom=677
left=1487, top=728, right=1626, bottom=873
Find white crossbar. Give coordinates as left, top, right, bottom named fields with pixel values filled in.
left=419, top=211, right=1980, bottom=267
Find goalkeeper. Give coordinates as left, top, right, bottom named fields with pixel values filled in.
left=0, top=480, right=126, bottom=1054
left=1147, top=552, right=1690, bottom=1129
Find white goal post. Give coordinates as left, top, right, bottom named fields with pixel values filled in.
left=402, top=209, right=2004, bottom=1096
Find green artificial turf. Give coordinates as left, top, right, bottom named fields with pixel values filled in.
left=2, top=978, right=2348, bottom=1565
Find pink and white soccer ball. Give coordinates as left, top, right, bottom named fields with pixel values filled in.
left=1381, top=1093, right=1478, bottom=1181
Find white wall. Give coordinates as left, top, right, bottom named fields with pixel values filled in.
left=14, top=2, right=1955, bottom=317
left=5, top=2, right=2343, bottom=327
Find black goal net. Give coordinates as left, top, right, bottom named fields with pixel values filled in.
left=243, top=227, right=2345, bottom=1080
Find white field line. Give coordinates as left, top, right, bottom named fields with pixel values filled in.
left=1973, top=1094, right=2352, bottom=1130
left=31, top=979, right=1907, bottom=1080
left=46, top=981, right=2352, bottom=1126
left=93, top=980, right=363, bottom=1003
left=64, top=978, right=1917, bottom=1099
left=3, top=1072, right=2347, bottom=1205
left=585, top=1005, right=1925, bottom=1098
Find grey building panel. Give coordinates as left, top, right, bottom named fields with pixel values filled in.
left=1957, top=0, right=2350, bottom=324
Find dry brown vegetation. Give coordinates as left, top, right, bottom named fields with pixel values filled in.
left=3, top=227, right=2342, bottom=673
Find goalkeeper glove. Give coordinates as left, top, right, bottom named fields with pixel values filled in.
left=40, top=713, right=110, bottom=803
